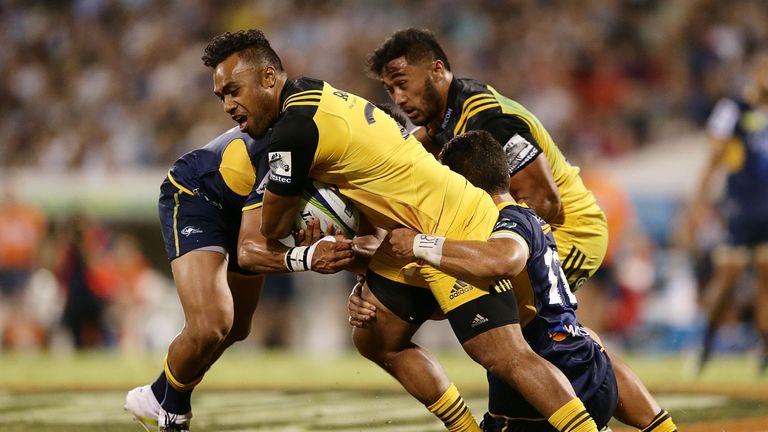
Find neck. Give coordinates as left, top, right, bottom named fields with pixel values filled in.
left=427, top=72, right=454, bottom=133
left=491, top=192, right=515, bottom=205
left=273, top=74, right=288, bottom=114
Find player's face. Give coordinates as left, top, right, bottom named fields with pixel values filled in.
left=213, top=53, right=278, bottom=139
left=380, top=57, right=444, bottom=126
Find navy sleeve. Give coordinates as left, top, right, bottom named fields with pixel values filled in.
left=491, top=205, right=537, bottom=249
left=476, top=115, right=542, bottom=176
left=265, top=114, right=319, bottom=196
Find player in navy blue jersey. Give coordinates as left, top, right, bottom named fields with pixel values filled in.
left=351, top=130, right=677, bottom=432
left=125, top=127, right=353, bottom=432
left=387, top=130, right=618, bottom=431
left=687, top=51, right=768, bottom=374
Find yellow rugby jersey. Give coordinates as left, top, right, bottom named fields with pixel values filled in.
left=431, top=78, right=602, bottom=227
left=265, top=77, right=497, bottom=237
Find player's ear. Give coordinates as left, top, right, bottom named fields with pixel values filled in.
left=430, top=60, right=446, bottom=83
left=262, top=66, right=277, bottom=88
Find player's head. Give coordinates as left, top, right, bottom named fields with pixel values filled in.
left=439, top=130, right=509, bottom=196
left=203, top=29, right=286, bottom=139
left=367, top=28, right=452, bottom=127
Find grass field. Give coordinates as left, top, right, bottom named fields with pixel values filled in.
left=1, top=350, right=766, bottom=431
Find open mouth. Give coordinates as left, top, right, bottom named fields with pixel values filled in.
left=234, top=114, right=247, bottom=130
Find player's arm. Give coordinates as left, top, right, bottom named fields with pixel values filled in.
left=261, top=115, right=318, bottom=240
left=481, top=116, right=563, bottom=225
left=683, top=99, right=736, bottom=246
left=238, top=207, right=353, bottom=274
left=348, top=214, right=387, bottom=273
left=389, top=227, right=528, bottom=281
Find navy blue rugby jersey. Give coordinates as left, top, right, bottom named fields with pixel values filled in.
left=707, top=98, right=768, bottom=220
left=490, top=202, right=608, bottom=400
left=167, top=127, right=271, bottom=212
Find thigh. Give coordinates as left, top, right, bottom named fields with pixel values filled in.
left=171, top=251, right=233, bottom=324
left=355, top=275, right=425, bottom=351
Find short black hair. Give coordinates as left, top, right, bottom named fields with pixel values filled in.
left=439, top=130, right=509, bottom=195
left=366, top=28, right=451, bottom=77
left=202, top=29, right=284, bottom=71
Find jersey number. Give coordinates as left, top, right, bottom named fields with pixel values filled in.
left=544, top=248, right=576, bottom=306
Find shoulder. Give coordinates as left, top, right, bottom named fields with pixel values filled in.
left=280, top=77, right=325, bottom=113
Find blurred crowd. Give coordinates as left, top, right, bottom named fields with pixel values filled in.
left=2, top=0, right=768, bottom=355
left=2, top=0, right=768, bottom=171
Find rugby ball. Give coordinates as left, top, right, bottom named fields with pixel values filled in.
left=280, top=181, right=359, bottom=247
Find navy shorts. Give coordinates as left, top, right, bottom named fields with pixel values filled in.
left=727, top=214, right=768, bottom=247
left=158, top=178, right=254, bottom=275
left=482, top=344, right=617, bottom=431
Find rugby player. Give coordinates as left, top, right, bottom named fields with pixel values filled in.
left=204, top=29, right=602, bottom=432
left=357, top=28, right=677, bottom=431
left=123, top=126, right=353, bottom=432
left=687, top=51, right=768, bottom=375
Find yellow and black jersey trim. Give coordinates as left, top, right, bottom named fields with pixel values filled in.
left=454, top=92, right=500, bottom=136
left=282, top=90, right=322, bottom=111
left=493, top=278, right=514, bottom=294
left=561, top=245, right=587, bottom=283
left=167, top=171, right=194, bottom=196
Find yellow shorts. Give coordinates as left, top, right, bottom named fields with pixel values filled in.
left=554, top=209, right=609, bottom=290
left=369, top=192, right=499, bottom=313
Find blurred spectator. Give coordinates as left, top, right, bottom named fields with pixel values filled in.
left=54, top=213, right=115, bottom=348
left=578, top=164, right=657, bottom=351
left=1, top=0, right=767, bottom=172
left=0, top=179, right=48, bottom=350
left=109, top=233, right=153, bottom=353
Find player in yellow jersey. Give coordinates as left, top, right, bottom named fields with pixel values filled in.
left=203, top=29, right=601, bottom=432
left=356, top=28, right=676, bottom=431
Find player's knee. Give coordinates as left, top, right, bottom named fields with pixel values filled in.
left=185, top=314, right=234, bottom=350
left=352, top=328, right=382, bottom=362
left=227, top=320, right=252, bottom=342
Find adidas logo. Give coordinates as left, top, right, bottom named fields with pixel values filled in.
left=470, top=314, right=489, bottom=328
left=449, top=280, right=472, bottom=299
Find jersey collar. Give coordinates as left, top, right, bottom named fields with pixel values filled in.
left=439, top=77, right=461, bottom=132
left=278, top=79, right=297, bottom=113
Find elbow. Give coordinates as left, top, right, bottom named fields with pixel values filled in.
left=237, top=244, right=257, bottom=272
left=539, top=194, right=563, bottom=224
left=482, top=254, right=525, bottom=280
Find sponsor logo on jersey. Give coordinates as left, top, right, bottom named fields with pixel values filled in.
left=493, top=218, right=518, bottom=231
left=470, top=314, right=489, bottom=328
left=503, top=134, right=538, bottom=173
left=548, top=322, right=589, bottom=341
left=181, top=226, right=203, bottom=236
left=572, top=276, right=588, bottom=291
left=268, top=152, right=292, bottom=184
left=255, top=171, right=270, bottom=194
left=449, top=279, right=473, bottom=299
left=440, top=108, right=453, bottom=130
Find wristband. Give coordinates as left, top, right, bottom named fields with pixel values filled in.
left=284, top=246, right=310, bottom=272
left=412, top=234, right=445, bottom=267
left=285, top=236, right=337, bottom=272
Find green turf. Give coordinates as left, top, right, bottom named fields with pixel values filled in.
left=0, top=350, right=766, bottom=430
